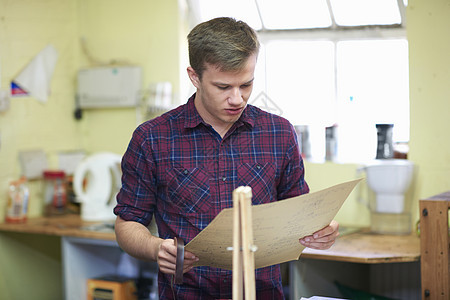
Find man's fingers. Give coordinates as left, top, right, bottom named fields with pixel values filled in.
left=299, top=220, right=340, bottom=250
left=157, top=239, right=178, bottom=274
left=313, top=221, right=339, bottom=239
left=302, top=239, right=336, bottom=250
left=157, top=240, right=199, bottom=275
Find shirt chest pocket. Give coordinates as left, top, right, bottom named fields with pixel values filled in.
left=237, top=162, right=276, bottom=205
left=165, top=166, right=211, bottom=213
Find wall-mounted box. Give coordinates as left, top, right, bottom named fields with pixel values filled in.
left=77, top=66, right=142, bottom=108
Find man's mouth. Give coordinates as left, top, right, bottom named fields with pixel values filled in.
left=225, top=107, right=244, bottom=115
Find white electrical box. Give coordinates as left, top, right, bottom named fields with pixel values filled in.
left=77, top=66, right=142, bottom=108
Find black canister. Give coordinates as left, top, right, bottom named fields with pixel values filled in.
left=376, top=124, right=394, bottom=159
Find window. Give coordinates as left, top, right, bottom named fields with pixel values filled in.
left=187, top=0, right=409, bottom=163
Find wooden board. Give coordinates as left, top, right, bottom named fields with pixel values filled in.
left=419, top=192, right=450, bottom=299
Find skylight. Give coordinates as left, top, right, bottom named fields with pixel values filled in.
left=188, top=0, right=406, bottom=30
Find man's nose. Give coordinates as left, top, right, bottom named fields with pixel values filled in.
left=228, top=88, right=243, bottom=105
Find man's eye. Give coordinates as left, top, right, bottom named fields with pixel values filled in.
left=218, top=86, right=229, bottom=90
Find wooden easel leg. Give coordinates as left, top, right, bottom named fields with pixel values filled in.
left=232, top=186, right=256, bottom=300
left=240, top=187, right=256, bottom=300
left=233, top=188, right=243, bottom=300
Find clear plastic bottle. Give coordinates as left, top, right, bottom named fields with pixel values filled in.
left=6, top=177, right=29, bottom=223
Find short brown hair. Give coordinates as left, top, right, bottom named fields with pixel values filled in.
left=187, top=17, right=260, bottom=79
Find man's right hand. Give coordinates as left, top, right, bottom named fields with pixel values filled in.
left=115, top=216, right=199, bottom=275
left=157, top=238, right=199, bottom=275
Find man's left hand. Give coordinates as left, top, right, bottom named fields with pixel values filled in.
left=299, top=220, right=339, bottom=250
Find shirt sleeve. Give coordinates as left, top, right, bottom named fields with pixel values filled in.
left=114, top=125, right=156, bottom=227
left=277, top=123, right=309, bottom=200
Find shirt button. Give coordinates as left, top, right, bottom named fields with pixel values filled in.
left=183, top=169, right=189, bottom=175
left=256, top=164, right=261, bottom=169
left=222, top=177, right=226, bottom=181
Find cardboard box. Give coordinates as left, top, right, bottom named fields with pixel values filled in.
left=87, top=275, right=137, bottom=300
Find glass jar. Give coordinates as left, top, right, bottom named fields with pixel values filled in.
left=43, top=170, right=67, bottom=216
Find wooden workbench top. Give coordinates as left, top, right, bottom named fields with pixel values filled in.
left=0, top=216, right=420, bottom=264
left=0, top=214, right=115, bottom=241
left=302, top=229, right=421, bottom=263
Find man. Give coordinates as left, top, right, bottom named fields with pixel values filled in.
left=114, top=17, right=339, bottom=299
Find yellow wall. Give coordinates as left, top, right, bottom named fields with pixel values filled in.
left=0, top=0, right=185, bottom=220
left=76, top=0, right=185, bottom=155
left=0, top=1, right=79, bottom=295
left=407, top=0, right=450, bottom=209
left=0, top=0, right=185, bottom=298
left=0, top=0, right=81, bottom=219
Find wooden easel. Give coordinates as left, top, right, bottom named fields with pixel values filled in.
left=232, top=186, right=257, bottom=300
left=174, top=186, right=258, bottom=298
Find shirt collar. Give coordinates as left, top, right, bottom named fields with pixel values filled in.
left=239, top=103, right=256, bottom=128
left=183, top=93, right=257, bottom=129
left=183, top=94, right=204, bottom=129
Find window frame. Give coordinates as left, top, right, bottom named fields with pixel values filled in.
left=186, top=0, right=409, bottom=163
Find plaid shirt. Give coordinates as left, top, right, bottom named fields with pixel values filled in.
left=115, top=94, right=309, bottom=299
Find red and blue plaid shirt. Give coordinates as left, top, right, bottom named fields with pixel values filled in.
left=115, top=94, right=309, bottom=299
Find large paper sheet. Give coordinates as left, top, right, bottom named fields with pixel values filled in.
left=14, top=44, right=58, bottom=103
left=185, top=178, right=362, bottom=270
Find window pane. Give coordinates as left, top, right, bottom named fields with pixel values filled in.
left=263, top=41, right=335, bottom=125
left=193, top=0, right=262, bottom=30
left=257, top=0, right=332, bottom=29
left=336, top=39, right=409, bottom=162
left=251, top=41, right=335, bottom=160
left=330, top=0, right=402, bottom=26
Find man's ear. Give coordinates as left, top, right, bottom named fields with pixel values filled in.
left=187, top=67, right=200, bottom=88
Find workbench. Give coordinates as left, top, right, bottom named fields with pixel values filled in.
left=0, top=214, right=147, bottom=300
left=290, top=228, right=421, bottom=299
left=0, top=214, right=421, bottom=299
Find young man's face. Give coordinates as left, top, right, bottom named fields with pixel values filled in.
left=188, top=54, right=257, bottom=136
